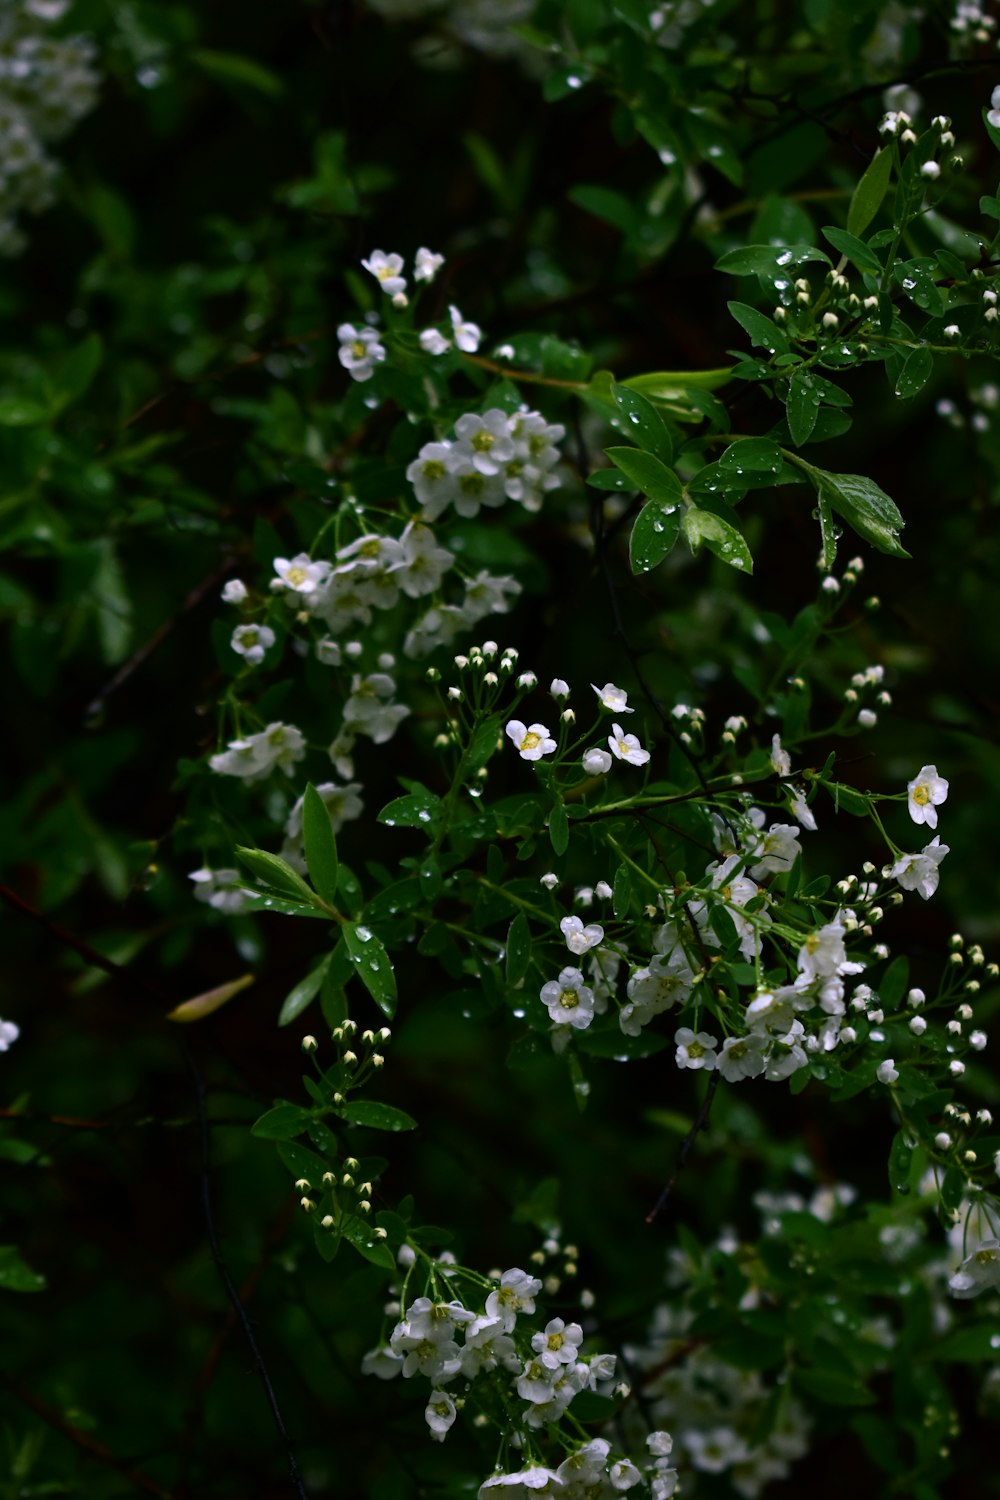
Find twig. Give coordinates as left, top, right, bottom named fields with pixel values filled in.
left=0, top=1374, right=171, bottom=1498
left=645, top=1071, right=720, bottom=1224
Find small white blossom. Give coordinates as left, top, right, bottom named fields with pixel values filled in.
left=273, top=553, right=331, bottom=594
left=221, top=578, right=248, bottom=603
left=608, top=722, right=650, bottom=766
left=907, top=765, right=949, bottom=828
left=550, top=678, right=570, bottom=699
left=770, top=733, right=791, bottom=776
left=540, top=967, right=595, bottom=1029
left=892, top=837, right=950, bottom=899
left=337, top=322, right=386, bottom=382
left=877, top=1058, right=899, bottom=1084
left=361, top=248, right=407, bottom=296
left=414, top=246, right=445, bottom=282
left=506, top=720, right=557, bottom=761
left=582, top=747, right=613, bottom=775
left=0, top=1018, right=21, bottom=1051
left=674, top=1027, right=719, bottom=1071
left=560, top=916, right=604, bottom=954
left=425, top=1389, right=457, bottom=1442
left=450, top=304, right=482, bottom=353
left=592, top=681, right=633, bottom=713
left=230, top=623, right=275, bottom=666
left=949, top=1239, right=1000, bottom=1298
left=419, top=327, right=451, bottom=355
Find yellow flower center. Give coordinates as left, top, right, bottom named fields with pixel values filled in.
left=422, top=459, right=446, bottom=481
left=351, top=341, right=367, bottom=359
left=521, top=730, right=541, bottom=750
left=913, top=784, right=930, bottom=806
left=287, top=566, right=308, bottom=587
left=559, top=989, right=578, bottom=1008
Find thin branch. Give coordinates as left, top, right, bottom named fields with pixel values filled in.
left=0, top=1374, right=171, bottom=1499
left=645, top=1071, right=720, bottom=1224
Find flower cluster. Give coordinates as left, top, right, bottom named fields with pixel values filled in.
left=0, top=3, right=100, bottom=255
left=209, top=721, right=306, bottom=782
left=890, top=764, right=951, bottom=901
left=408, top=407, right=565, bottom=520
left=364, top=1266, right=622, bottom=1445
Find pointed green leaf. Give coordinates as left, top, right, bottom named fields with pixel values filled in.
left=821, top=226, right=883, bottom=273
left=278, top=953, right=331, bottom=1027
left=343, top=922, right=397, bottom=1018
left=340, top=1213, right=396, bottom=1269
left=549, top=800, right=569, bottom=855
left=0, top=1246, right=46, bottom=1292
left=629, top=497, right=682, bottom=573
left=894, top=346, right=933, bottom=399
left=611, top=383, right=674, bottom=464
left=251, top=1102, right=315, bottom=1139
left=236, top=846, right=327, bottom=909
left=786, top=371, right=822, bottom=447
left=342, top=1100, right=417, bottom=1131
left=727, top=302, right=789, bottom=354
left=718, top=438, right=783, bottom=474
left=377, top=791, right=442, bottom=829
left=303, top=784, right=340, bottom=906
left=814, top=469, right=908, bottom=558
left=847, top=147, right=893, bottom=237
left=604, top=446, right=683, bottom=505
left=506, top=912, right=532, bottom=987
left=715, top=244, right=830, bottom=276
left=682, top=507, right=754, bottom=573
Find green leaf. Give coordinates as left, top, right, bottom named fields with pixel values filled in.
left=821, top=226, right=883, bottom=272
left=894, top=346, right=933, bottom=399
left=191, top=48, right=283, bottom=96
left=715, top=244, right=830, bottom=276
left=786, top=371, right=822, bottom=447
left=0, top=398, right=49, bottom=427
left=790, top=459, right=909, bottom=558
left=251, top=1102, right=315, bottom=1140
left=236, top=846, right=327, bottom=909
left=888, top=1130, right=915, bottom=1194
left=278, top=953, right=331, bottom=1027
left=0, top=1245, right=46, bottom=1292
left=586, top=468, right=634, bottom=491
left=343, top=922, right=397, bottom=1018
left=549, top=800, right=569, bottom=855
left=629, top=497, right=682, bottom=573
left=847, top=147, right=893, bottom=237
left=727, top=302, right=789, bottom=354
left=718, top=438, right=784, bottom=474
left=822, top=781, right=869, bottom=815
left=568, top=184, right=639, bottom=235
left=341, top=1100, right=417, bottom=1131
left=613, top=863, right=632, bottom=918
left=604, top=446, right=683, bottom=505
left=276, top=1140, right=332, bottom=1184
left=880, top=955, right=910, bottom=1009
left=506, top=912, right=532, bottom=987
left=53, top=334, right=103, bottom=412
left=682, top=507, right=754, bottom=573
left=377, top=791, right=441, bottom=829
left=611, top=383, right=674, bottom=464
left=303, top=784, right=340, bottom=906
left=466, top=714, right=504, bottom=775
left=340, top=1213, right=396, bottom=1269
left=794, top=1366, right=876, bottom=1407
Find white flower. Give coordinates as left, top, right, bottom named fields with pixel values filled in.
left=685, top=1427, right=748, bottom=1474
left=484, top=1268, right=542, bottom=1332
left=540, top=967, right=596, bottom=1029
left=189, top=867, right=254, bottom=915
left=921, top=159, right=941, bottom=180
left=455, top=409, right=516, bottom=474
left=550, top=678, right=570, bottom=699
left=361, top=1345, right=404, bottom=1380
left=462, top=570, right=521, bottom=622
left=407, top=441, right=458, bottom=515
left=595, top=880, right=613, bottom=900
left=415, top=246, right=445, bottom=283
left=557, top=1440, right=611, bottom=1487
left=506, top=720, right=556, bottom=761
left=397, top=521, right=454, bottom=597
left=770, top=733, right=791, bottom=776
left=419, top=327, right=451, bottom=355
left=209, top=721, right=306, bottom=781
left=787, top=787, right=817, bottom=831
left=315, top=637, right=342, bottom=666
left=425, top=1389, right=457, bottom=1442
left=948, top=1239, right=1000, bottom=1298
left=608, top=722, right=650, bottom=766
left=674, top=1027, right=719, bottom=1071
left=717, top=1034, right=767, bottom=1082
left=610, top=1458, right=643, bottom=1490
left=891, top=837, right=950, bottom=899
left=747, top=822, right=802, bottom=879
left=337, top=322, right=386, bottom=382
left=582, top=747, right=613, bottom=775
left=478, top=1468, right=563, bottom=1500
left=877, top=1058, right=899, bottom=1084
left=540, top=873, right=559, bottom=890
left=221, top=578, right=248, bottom=603
left=560, top=916, right=604, bottom=954
left=531, top=1318, right=584, bottom=1369
left=647, top=1432, right=674, bottom=1458
left=592, top=681, right=633, bottom=713
left=230, top=623, right=275, bottom=666
left=343, top=674, right=411, bottom=744
left=273, top=553, right=331, bottom=594
left=361, top=248, right=407, bottom=297
left=449, top=305, right=482, bottom=353
left=907, top=764, right=949, bottom=828
left=0, top=1018, right=21, bottom=1052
